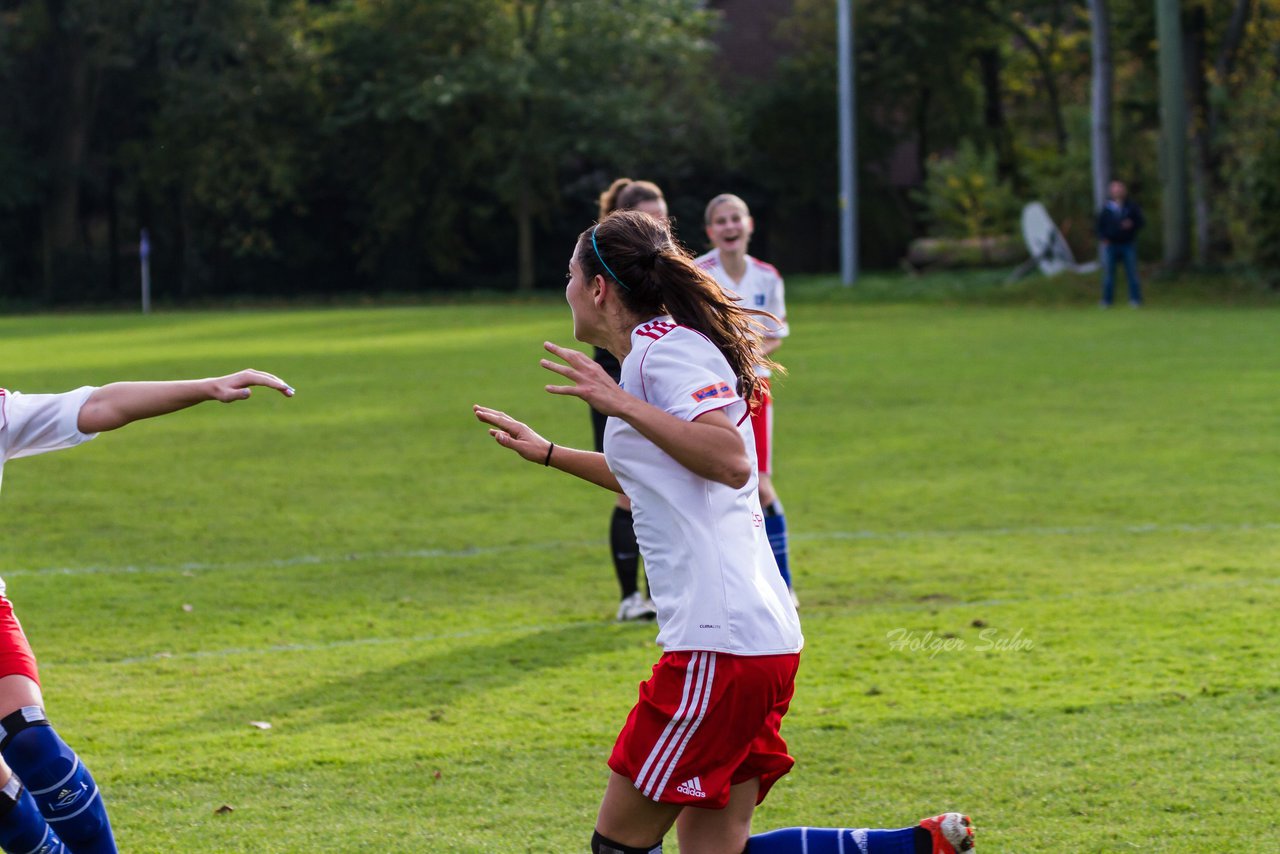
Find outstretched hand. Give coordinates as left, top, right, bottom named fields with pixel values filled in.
left=540, top=342, right=631, bottom=417
left=473, top=405, right=552, bottom=464
left=209, top=369, right=295, bottom=402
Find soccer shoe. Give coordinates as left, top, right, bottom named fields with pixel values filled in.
left=616, top=592, right=657, bottom=622
left=919, top=812, right=975, bottom=853
left=788, top=586, right=800, bottom=608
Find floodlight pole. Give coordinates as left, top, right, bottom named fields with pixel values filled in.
left=837, top=0, right=858, bottom=285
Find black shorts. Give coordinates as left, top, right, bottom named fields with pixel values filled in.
left=591, top=347, right=622, bottom=452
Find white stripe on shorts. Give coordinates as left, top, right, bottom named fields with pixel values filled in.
left=652, top=652, right=717, bottom=799
left=634, top=651, right=717, bottom=800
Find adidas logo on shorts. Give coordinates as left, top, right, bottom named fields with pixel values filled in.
left=676, top=777, right=707, bottom=798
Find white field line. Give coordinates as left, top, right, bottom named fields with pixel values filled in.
left=4, top=541, right=600, bottom=580
left=10, top=520, right=1280, bottom=582
left=80, top=574, right=1280, bottom=669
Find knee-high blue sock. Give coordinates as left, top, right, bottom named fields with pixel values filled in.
left=0, top=708, right=116, bottom=854
left=764, top=500, right=792, bottom=587
left=747, top=826, right=924, bottom=854
left=0, top=775, right=68, bottom=854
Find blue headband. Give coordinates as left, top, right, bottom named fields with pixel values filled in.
left=591, top=225, right=629, bottom=291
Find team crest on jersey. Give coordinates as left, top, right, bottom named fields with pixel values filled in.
left=635, top=320, right=676, bottom=340
left=691, top=382, right=733, bottom=402
left=753, top=294, right=766, bottom=306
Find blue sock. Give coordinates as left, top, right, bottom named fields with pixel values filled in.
left=0, top=709, right=116, bottom=854
left=0, top=775, right=68, bottom=854
left=764, top=501, right=792, bottom=587
left=748, top=826, right=920, bottom=854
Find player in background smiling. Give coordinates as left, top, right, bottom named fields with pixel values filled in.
left=475, top=210, right=973, bottom=854
left=0, top=370, right=292, bottom=854
left=696, top=194, right=797, bottom=607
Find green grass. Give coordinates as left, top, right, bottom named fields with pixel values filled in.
left=0, top=286, right=1277, bottom=851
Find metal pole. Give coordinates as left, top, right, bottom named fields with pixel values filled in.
left=837, top=0, right=858, bottom=284
left=140, top=228, right=152, bottom=314
left=1087, top=0, right=1112, bottom=217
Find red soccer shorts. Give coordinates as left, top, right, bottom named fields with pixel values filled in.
left=0, top=595, right=40, bottom=684
left=608, top=650, right=800, bottom=809
left=750, top=381, right=773, bottom=476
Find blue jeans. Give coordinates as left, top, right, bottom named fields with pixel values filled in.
left=1102, top=242, right=1142, bottom=305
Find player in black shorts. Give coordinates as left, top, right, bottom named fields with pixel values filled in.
left=594, top=178, right=668, bottom=620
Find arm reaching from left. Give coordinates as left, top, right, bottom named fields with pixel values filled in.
left=77, top=369, right=294, bottom=433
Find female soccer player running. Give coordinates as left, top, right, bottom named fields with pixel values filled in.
left=474, top=211, right=973, bottom=854
left=0, top=370, right=293, bottom=854
left=696, top=194, right=796, bottom=604
left=595, top=178, right=668, bottom=622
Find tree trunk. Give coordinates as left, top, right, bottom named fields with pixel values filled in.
left=1213, top=0, right=1254, bottom=136
left=1203, top=0, right=1254, bottom=259
left=512, top=0, right=546, bottom=293
left=977, top=46, right=1017, bottom=186
left=179, top=189, right=197, bottom=298
left=915, top=85, right=932, bottom=189
left=516, top=181, right=535, bottom=292
left=1011, top=19, right=1068, bottom=155
left=107, top=163, right=120, bottom=296
left=42, top=13, right=95, bottom=300
left=1185, top=5, right=1211, bottom=264
left=968, top=2, right=1069, bottom=154
left=1087, top=0, right=1113, bottom=222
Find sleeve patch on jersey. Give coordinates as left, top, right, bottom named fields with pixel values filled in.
left=691, top=382, right=734, bottom=403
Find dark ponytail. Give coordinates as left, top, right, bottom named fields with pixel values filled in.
left=578, top=210, right=780, bottom=407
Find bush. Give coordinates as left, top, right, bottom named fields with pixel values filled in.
left=914, top=140, right=1021, bottom=239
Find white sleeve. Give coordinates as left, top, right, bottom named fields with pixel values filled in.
left=640, top=333, right=745, bottom=422
left=0, top=387, right=99, bottom=462
left=765, top=271, right=789, bottom=339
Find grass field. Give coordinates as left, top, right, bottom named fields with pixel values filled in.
left=1, top=277, right=1277, bottom=851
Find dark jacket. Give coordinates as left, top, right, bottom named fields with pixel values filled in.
left=1097, top=201, right=1145, bottom=244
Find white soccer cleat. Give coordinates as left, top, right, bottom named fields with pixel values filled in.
left=616, top=591, right=657, bottom=622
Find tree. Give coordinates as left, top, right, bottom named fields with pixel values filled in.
left=301, top=0, right=722, bottom=292
left=0, top=0, right=145, bottom=300
left=475, top=0, right=720, bottom=290
left=1218, top=0, right=1280, bottom=276
left=962, top=0, right=1074, bottom=155
left=1184, top=0, right=1255, bottom=263
left=139, top=1, right=324, bottom=296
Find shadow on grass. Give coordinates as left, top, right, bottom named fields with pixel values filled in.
left=173, top=620, right=644, bottom=735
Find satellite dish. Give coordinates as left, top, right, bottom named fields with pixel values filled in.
left=1008, top=201, right=1098, bottom=280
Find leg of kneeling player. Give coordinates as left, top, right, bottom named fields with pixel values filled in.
left=0, top=637, right=116, bottom=854
left=0, top=757, right=68, bottom=854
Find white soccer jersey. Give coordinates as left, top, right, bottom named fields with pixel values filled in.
left=695, top=249, right=789, bottom=378
left=0, top=387, right=98, bottom=493
left=604, top=318, right=802, bottom=656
